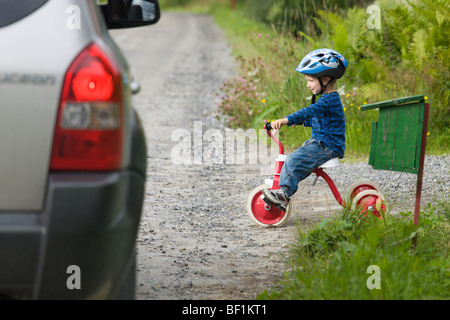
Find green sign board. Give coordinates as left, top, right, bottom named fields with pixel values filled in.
left=361, top=94, right=430, bottom=227
left=361, top=95, right=427, bottom=174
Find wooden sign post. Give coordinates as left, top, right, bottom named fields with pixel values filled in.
left=360, top=95, right=430, bottom=226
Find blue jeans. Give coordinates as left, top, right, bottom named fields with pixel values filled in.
left=280, top=139, right=340, bottom=198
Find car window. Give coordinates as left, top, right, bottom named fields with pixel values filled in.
left=0, top=0, right=49, bottom=28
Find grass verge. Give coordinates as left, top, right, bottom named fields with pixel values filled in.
left=257, top=201, right=449, bottom=300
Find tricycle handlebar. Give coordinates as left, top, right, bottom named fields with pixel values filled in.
left=264, top=122, right=284, bottom=155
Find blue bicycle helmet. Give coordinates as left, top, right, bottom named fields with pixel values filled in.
left=296, top=48, right=348, bottom=102
left=296, top=48, right=348, bottom=79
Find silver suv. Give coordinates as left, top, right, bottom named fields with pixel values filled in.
left=0, top=0, right=160, bottom=299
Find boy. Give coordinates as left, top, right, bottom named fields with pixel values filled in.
left=262, top=48, right=348, bottom=211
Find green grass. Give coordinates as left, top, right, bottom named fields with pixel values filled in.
left=161, top=0, right=449, bottom=157
left=257, top=202, right=449, bottom=300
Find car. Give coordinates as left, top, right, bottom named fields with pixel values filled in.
left=0, top=0, right=160, bottom=299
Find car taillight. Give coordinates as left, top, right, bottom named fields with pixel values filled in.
left=50, top=43, right=123, bottom=171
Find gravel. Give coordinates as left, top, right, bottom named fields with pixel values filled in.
left=331, top=156, right=449, bottom=211
left=111, top=12, right=449, bottom=300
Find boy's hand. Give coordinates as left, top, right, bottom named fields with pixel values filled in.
left=270, top=118, right=289, bottom=130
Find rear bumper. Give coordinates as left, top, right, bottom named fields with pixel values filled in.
left=0, top=169, right=145, bottom=300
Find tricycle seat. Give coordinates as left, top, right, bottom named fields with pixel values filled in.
left=319, top=157, right=340, bottom=168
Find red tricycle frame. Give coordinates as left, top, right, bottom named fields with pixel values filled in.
left=246, top=123, right=386, bottom=227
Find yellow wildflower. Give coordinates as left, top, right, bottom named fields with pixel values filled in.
left=261, top=99, right=266, bottom=104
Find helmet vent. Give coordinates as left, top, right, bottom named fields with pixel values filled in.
left=302, top=59, right=311, bottom=67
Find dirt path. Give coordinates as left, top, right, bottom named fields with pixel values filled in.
left=109, top=12, right=325, bottom=300
left=110, top=12, right=448, bottom=300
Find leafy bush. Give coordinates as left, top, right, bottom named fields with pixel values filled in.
left=216, top=0, right=449, bottom=155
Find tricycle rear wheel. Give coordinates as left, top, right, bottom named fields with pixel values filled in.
left=346, top=180, right=382, bottom=202
left=351, top=190, right=386, bottom=218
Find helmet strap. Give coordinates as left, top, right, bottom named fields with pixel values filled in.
left=318, top=77, right=328, bottom=94
left=311, top=77, right=332, bottom=104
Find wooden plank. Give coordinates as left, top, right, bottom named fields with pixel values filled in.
left=360, top=95, right=425, bottom=111
left=368, top=122, right=377, bottom=166
left=393, top=103, right=420, bottom=170
left=372, top=165, right=418, bottom=174
left=373, top=107, right=397, bottom=168
left=415, top=101, right=426, bottom=172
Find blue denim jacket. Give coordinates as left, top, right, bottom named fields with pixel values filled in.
left=286, top=91, right=345, bottom=157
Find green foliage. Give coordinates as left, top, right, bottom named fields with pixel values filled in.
left=213, top=0, right=449, bottom=155
left=257, top=204, right=450, bottom=300
left=241, top=0, right=370, bottom=35
left=164, top=1, right=448, bottom=154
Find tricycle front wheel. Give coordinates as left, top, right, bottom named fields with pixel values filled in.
left=247, top=184, right=292, bottom=227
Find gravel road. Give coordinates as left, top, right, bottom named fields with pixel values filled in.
left=110, top=12, right=449, bottom=300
